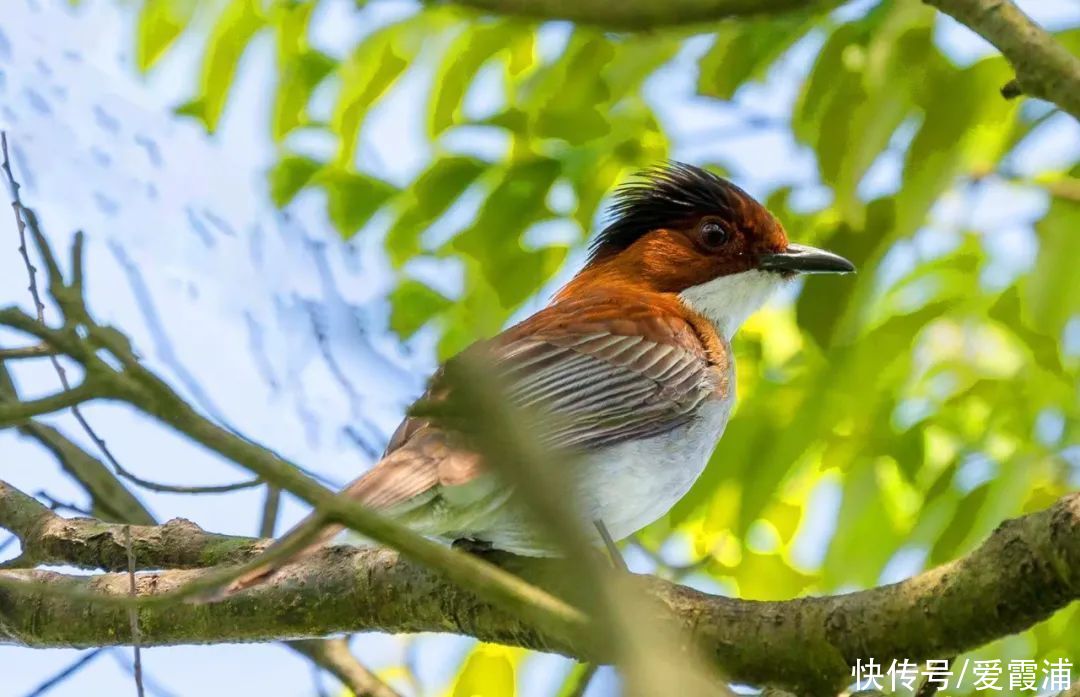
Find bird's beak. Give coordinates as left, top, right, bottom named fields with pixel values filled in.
left=759, top=243, right=855, bottom=274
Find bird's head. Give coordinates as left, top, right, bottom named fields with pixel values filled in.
left=575, top=162, right=854, bottom=338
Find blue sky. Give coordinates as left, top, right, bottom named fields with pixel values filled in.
left=1, top=0, right=1078, bottom=695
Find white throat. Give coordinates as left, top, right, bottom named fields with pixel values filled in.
left=678, top=270, right=786, bottom=339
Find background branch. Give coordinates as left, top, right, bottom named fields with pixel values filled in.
left=924, top=0, right=1080, bottom=119
left=441, top=0, right=825, bottom=28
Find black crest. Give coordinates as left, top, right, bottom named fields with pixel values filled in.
left=587, top=161, right=751, bottom=262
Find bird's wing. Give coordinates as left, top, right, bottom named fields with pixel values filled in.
left=361, top=293, right=727, bottom=509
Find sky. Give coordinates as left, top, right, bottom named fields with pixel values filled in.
left=0, top=0, right=1078, bottom=695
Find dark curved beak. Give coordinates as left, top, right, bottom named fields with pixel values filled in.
left=760, top=243, right=855, bottom=274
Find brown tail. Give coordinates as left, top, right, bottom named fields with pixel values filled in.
left=225, top=513, right=345, bottom=593
left=223, top=428, right=450, bottom=595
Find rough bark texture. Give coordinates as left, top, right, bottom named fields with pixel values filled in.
left=2, top=487, right=1077, bottom=696
left=923, top=0, right=1080, bottom=120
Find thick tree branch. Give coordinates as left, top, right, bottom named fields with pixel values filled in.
left=0, top=481, right=262, bottom=571
left=441, top=0, right=825, bottom=29
left=924, top=0, right=1080, bottom=120
left=1, top=488, right=1076, bottom=695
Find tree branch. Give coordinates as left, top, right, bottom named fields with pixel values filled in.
left=441, top=0, right=825, bottom=28
left=0, top=379, right=107, bottom=426
left=1, top=487, right=1076, bottom=695
left=287, top=639, right=402, bottom=697
left=924, top=0, right=1080, bottom=120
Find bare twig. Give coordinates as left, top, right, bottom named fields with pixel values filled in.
left=124, top=526, right=146, bottom=697
left=259, top=485, right=282, bottom=538
left=0, top=131, right=261, bottom=497
left=35, top=491, right=93, bottom=516
left=22, top=648, right=105, bottom=697
left=0, top=343, right=56, bottom=360
left=288, top=638, right=402, bottom=697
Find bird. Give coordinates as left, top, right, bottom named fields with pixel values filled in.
left=231, top=161, right=853, bottom=589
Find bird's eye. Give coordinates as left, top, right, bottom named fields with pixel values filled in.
left=696, top=219, right=730, bottom=250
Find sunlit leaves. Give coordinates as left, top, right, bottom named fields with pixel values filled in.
left=175, top=0, right=266, bottom=132
left=894, top=57, right=1019, bottom=241
left=386, top=156, right=488, bottom=267
left=450, top=157, right=564, bottom=308
left=271, top=1, right=335, bottom=141
left=268, top=153, right=321, bottom=207
left=135, top=0, right=199, bottom=72
left=698, top=12, right=816, bottom=101
left=332, top=15, right=431, bottom=166
left=389, top=279, right=453, bottom=339
left=1027, top=193, right=1080, bottom=337
left=429, top=21, right=533, bottom=136
left=795, top=3, right=937, bottom=224
left=315, top=166, right=397, bottom=238
left=268, top=156, right=398, bottom=235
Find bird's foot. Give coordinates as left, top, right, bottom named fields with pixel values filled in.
left=451, top=537, right=494, bottom=556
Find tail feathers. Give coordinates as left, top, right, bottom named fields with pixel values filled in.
left=225, top=515, right=344, bottom=594
left=223, top=429, right=450, bottom=596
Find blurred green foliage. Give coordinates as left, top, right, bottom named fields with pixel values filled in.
left=134, top=0, right=1078, bottom=693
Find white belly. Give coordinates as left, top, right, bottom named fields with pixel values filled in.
left=474, top=396, right=734, bottom=555
left=574, top=397, right=734, bottom=541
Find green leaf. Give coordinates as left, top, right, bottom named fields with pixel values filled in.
left=331, top=17, right=430, bottom=165
left=386, top=156, right=488, bottom=267
left=797, top=4, right=936, bottom=223
left=989, top=287, right=1064, bottom=376
left=698, top=13, right=815, bottom=101
left=314, top=166, right=398, bottom=239
left=894, top=56, right=1018, bottom=240
left=270, top=3, right=336, bottom=142
left=824, top=463, right=902, bottom=587
left=267, top=154, right=322, bottom=207
left=430, top=22, right=527, bottom=136
left=1026, top=195, right=1080, bottom=337
left=928, top=482, right=990, bottom=565
left=450, top=158, right=562, bottom=307
left=389, top=280, right=453, bottom=339
left=176, top=0, right=266, bottom=132
left=795, top=197, right=896, bottom=349
left=526, top=34, right=616, bottom=144
left=135, top=0, right=198, bottom=73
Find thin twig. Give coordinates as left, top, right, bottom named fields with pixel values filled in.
left=288, top=638, right=402, bottom=697
left=0, top=131, right=260, bottom=497
left=124, top=526, right=146, bottom=697
left=0, top=343, right=57, bottom=360
left=35, top=491, right=92, bottom=516
left=22, top=648, right=105, bottom=697
left=593, top=519, right=628, bottom=572
left=259, top=485, right=282, bottom=538
left=110, top=650, right=181, bottom=697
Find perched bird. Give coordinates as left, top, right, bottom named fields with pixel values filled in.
left=233, top=162, right=853, bottom=588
